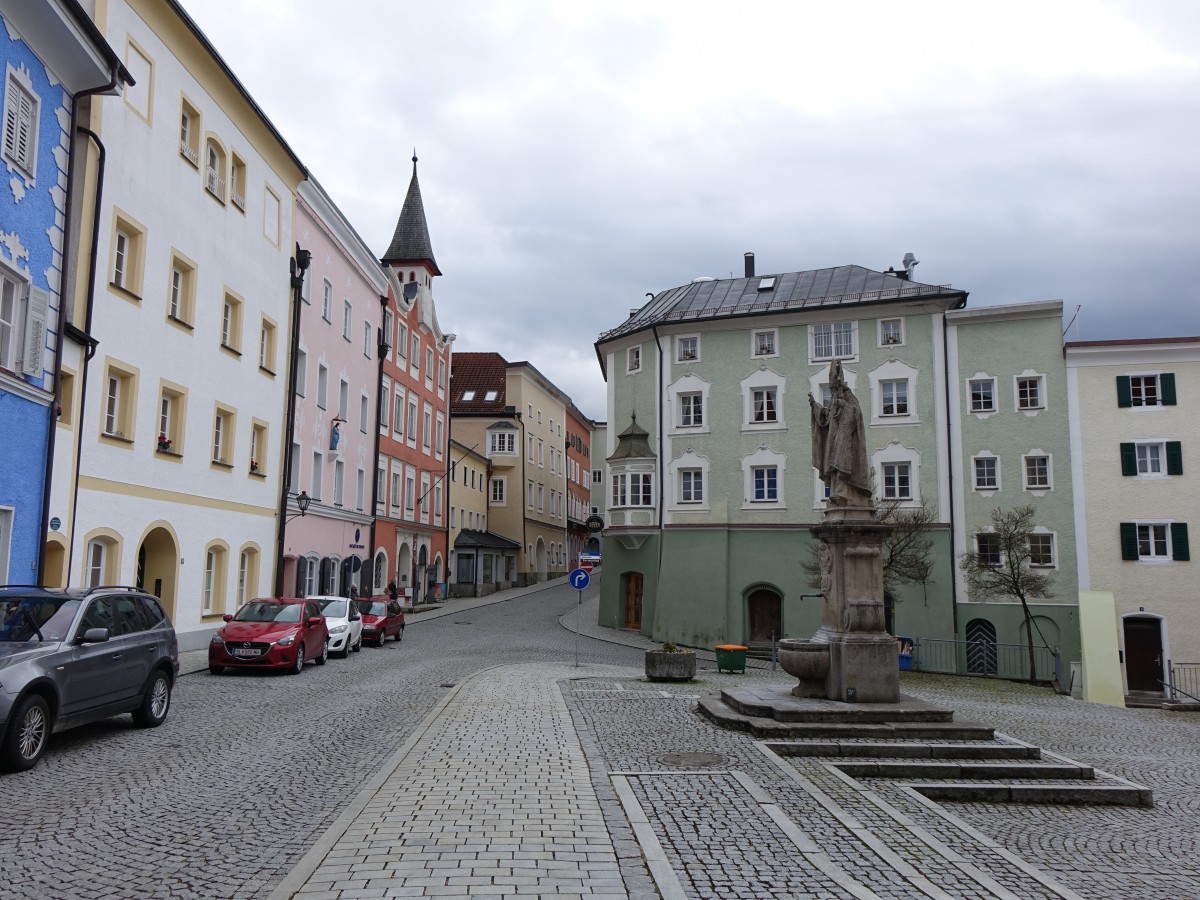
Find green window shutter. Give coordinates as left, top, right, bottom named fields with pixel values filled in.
left=1120, top=522, right=1139, bottom=561
left=1161, top=373, right=1177, bottom=406
left=1116, top=376, right=1132, bottom=408
left=1167, top=441, right=1184, bottom=476
left=1120, top=443, right=1138, bottom=476
left=1172, top=523, right=1190, bottom=561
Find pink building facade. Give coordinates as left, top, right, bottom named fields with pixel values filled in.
left=279, top=178, right=386, bottom=597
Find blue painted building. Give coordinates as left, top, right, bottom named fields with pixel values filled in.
left=0, top=1, right=125, bottom=582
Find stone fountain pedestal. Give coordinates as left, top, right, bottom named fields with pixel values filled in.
left=781, top=504, right=899, bottom=703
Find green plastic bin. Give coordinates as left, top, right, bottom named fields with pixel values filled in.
left=714, top=644, right=748, bottom=674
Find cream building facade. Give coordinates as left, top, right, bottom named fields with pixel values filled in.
left=1067, top=337, right=1200, bottom=698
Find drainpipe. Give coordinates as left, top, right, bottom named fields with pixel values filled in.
left=941, top=312, right=959, bottom=637
left=651, top=325, right=666, bottom=638
left=273, top=245, right=310, bottom=596
left=368, top=292, right=389, bottom=594
left=517, top=410, right=527, bottom=585
left=40, top=62, right=127, bottom=584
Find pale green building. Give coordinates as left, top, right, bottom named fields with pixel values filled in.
left=594, top=257, right=1079, bottom=675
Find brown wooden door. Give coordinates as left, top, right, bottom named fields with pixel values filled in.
left=624, top=573, right=643, bottom=630
left=747, top=589, right=782, bottom=643
left=1123, top=617, right=1164, bottom=692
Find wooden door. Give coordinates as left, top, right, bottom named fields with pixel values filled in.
left=747, top=589, right=782, bottom=643
left=623, top=573, right=643, bottom=630
left=1123, top=617, right=1164, bottom=692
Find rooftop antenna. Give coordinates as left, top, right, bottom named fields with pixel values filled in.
left=1063, top=304, right=1082, bottom=339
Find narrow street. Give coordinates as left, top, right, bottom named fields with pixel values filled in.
left=0, top=580, right=632, bottom=899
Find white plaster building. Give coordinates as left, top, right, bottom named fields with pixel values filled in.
left=49, top=0, right=305, bottom=648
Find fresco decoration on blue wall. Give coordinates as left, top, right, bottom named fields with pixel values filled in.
left=2, top=11, right=71, bottom=394
left=0, top=13, right=74, bottom=580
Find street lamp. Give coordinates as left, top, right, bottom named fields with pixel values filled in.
left=285, top=490, right=311, bottom=523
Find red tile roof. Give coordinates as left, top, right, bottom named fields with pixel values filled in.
left=451, top=352, right=508, bottom=414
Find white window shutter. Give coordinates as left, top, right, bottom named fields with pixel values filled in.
left=21, top=285, right=48, bottom=376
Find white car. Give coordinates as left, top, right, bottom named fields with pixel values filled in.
left=312, top=596, right=363, bottom=658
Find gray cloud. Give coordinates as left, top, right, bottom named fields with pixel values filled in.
left=187, top=1, right=1200, bottom=420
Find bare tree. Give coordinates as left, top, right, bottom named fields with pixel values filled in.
left=958, top=505, right=1054, bottom=683
left=803, top=498, right=937, bottom=615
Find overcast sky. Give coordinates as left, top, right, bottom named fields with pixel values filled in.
left=186, top=0, right=1200, bottom=422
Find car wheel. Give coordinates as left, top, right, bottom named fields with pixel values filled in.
left=209, top=665, right=223, bottom=676
left=314, top=640, right=328, bottom=666
left=132, top=670, right=171, bottom=727
left=336, top=641, right=349, bottom=660
left=1, top=694, right=50, bottom=772
left=289, top=643, right=305, bottom=675
left=396, top=625, right=404, bottom=643
left=352, top=636, right=361, bottom=653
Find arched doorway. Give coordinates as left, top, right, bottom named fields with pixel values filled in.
left=397, top=542, right=412, bottom=597
left=42, top=537, right=66, bottom=588
left=620, top=572, right=643, bottom=630
left=136, top=527, right=179, bottom=623
left=430, top=553, right=442, bottom=600
left=965, top=618, right=998, bottom=675
left=746, top=587, right=782, bottom=644
left=373, top=549, right=387, bottom=593
left=535, top=537, right=547, bottom=582
left=587, top=537, right=600, bottom=554
left=416, top=544, right=428, bottom=604
left=1123, top=615, right=1165, bottom=693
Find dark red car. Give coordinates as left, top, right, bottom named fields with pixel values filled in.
left=208, top=598, right=328, bottom=675
left=356, top=597, right=404, bottom=646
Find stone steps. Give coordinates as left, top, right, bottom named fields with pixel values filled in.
left=833, top=760, right=1094, bottom=780
left=720, top=686, right=955, bottom=723
left=764, top=739, right=1041, bottom=760
left=913, top=781, right=1153, bottom=807
left=697, top=695, right=996, bottom=741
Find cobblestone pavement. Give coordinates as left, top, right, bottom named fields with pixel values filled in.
left=4, top=574, right=1200, bottom=899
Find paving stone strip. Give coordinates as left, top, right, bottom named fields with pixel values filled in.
left=759, top=743, right=1084, bottom=900
left=270, top=663, right=631, bottom=900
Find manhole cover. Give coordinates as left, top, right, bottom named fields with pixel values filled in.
left=658, top=752, right=726, bottom=768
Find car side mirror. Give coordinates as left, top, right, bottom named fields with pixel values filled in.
left=307, top=615, right=324, bottom=626
left=79, top=627, right=109, bottom=644
left=223, top=614, right=234, bottom=622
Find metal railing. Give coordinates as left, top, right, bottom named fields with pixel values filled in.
left=1168, top=663, right=1200, bottom=703
left=913, top=637, right=1060, bottom=683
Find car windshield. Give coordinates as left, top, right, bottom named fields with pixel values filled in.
left=357, top=600, right=387, bottom=617
left=0, top=596, right=80, bottom=642
left=318, top=599, right=347, bottom=618
left=233, top=601, right=302, bottom=623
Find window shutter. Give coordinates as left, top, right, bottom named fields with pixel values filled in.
left=1172, top=523, right=1190, bottom=561
left=1119, top=443, right=1137, bottom=476
left=20, top=285, right=48, bottom=376
left=1115, top=376, right=1132, bottom=408
left=1161, top=373, right=1177, bottom=406
left=1119, top=523, right=1139, bottom=561
left=1167, top=441, right=1184, bottom=476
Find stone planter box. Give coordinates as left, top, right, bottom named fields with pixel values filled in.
left=645, top=650, right=696, bottom=682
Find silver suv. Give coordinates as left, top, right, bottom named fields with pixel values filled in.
left=0, top=585, right=179, bottom=771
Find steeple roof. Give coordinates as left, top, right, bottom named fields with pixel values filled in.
left=382, top=153, right=441, bottom=275
left=608, top=413, right=655, bottom=461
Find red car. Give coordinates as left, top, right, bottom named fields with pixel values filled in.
left=208, top=598, right=329, bottom=675
left=356, top=597, right=404, bottom=646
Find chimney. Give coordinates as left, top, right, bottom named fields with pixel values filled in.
left=744, top=252, right=755, bottom=278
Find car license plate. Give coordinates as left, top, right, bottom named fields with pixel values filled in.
left=233, top=647, right=262, bottom=657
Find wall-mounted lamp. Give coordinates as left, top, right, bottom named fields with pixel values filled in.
left=285, top=490, right=311, bottom=523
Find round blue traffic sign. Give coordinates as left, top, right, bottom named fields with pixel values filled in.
left=569, top=568, right=590, bottom=590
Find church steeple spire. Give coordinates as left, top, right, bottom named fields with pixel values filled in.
left=382, top=151, right=441, bottom=275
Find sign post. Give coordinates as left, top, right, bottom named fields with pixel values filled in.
left=568, top=567, right=590, bottom=667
